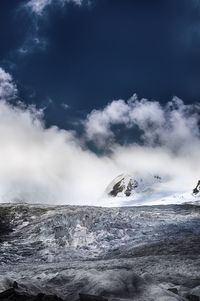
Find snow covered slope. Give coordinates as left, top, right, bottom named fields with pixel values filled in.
left=103, top=174, right=200, bottom=207
left=105, top=173, right=162, bottom=197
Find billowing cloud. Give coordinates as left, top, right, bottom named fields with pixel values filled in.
left=0, top=98, right=119, bottom=204
left=0, top=68, right=18, bottom=100
left=84, top=94, right=200, bottom=155
left=0, top=68, right=118, bottom=204
left=0, top=68, right=199, bottom=205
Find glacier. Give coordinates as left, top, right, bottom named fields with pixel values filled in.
left=0, top=202, right=199, bottom=300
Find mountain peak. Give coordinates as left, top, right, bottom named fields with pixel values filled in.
left=106, top=173, right=162, bottom=198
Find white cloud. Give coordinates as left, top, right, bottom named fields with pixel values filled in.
left=84, top=99, right=131, bottom=147
left=18, top=36, right=48, bottom=56
left=61, top=103, right=70, bottom=110
left=0, top=68, right=200, bottom=205
left=27, top=0, right=52, bottom=14
left=0, top=98, right=119, bottom=204
left=17, top=0, right=86, bottom=56
left=84, top=95, right=200, bottom=154
left=0, top=68, right=18, bottom=100
left=27, top=0, right=85, bottom=14
left=0, top=69, right=118, bottom=204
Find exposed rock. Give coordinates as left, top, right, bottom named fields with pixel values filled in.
left=0, top=207, right=13, bottom=239
left=168, top=288, right=179, bottom=295
left=0, top=288, right=16, bottom=299
left=79, top=294, right=108, bottom=301
left=186, top=294, right=199, bottom=301
left=107, top=174, right=136, bottom=197
left=193, top=180, right=200, bottom=195
left=106, top=173, right=162, bottom=197
left=0, top=288, right=63, bottom=301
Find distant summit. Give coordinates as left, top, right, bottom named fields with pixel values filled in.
left=105, top=174, right=200, bottom=207
left=106, top=173, right=162, bottom=198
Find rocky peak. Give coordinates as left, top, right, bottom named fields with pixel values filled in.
left=106, top=173, right=162, bottom=198
left=193, top=180, right=200, bottom=195
left=108, top=175, right=136, bottom=197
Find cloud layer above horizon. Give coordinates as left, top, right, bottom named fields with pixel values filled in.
left=0, top=67, right=199, bottom=205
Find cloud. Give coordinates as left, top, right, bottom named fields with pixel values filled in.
left=0, top=98, right=118, bottom=204
left=84, top=98, right=131, bottom=147
left=16, top=0, right=88, bottom=56
left=61, top=103, right=70, bottom=110
left=18, top=36, right=47, bottom=56
left=0, top=68, right=18, bottom=101
left=0, top=68, right=200, bottom=205
left=27, top=0, right=86, bottom=15
left=0, top=68, right=119, bottom=204
left=84, top=94, right=200, bottom=155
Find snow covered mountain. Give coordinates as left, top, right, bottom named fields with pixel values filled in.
left=104, top=174, right=200, bottom=206
left=105, top=173, right=162, bottom=197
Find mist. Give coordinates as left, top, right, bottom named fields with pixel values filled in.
left=0, top=68, right=200, bottom=205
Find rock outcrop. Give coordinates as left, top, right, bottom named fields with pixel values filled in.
left=0, top=286, right=63, bottom=301
left=193, top=180, right=200, bottom=195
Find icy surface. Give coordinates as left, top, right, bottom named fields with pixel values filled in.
left=0, top=203, right=199, bottom=300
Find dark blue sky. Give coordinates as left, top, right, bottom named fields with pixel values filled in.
left=1, top=0, right=200, bottom=129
